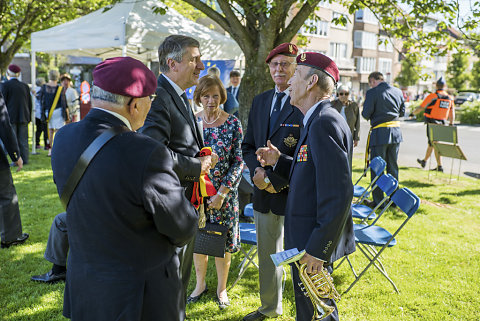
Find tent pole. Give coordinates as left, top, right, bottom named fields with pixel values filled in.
left=122, top=45, right=127, bottom=57
left=31, top=51, right=37, bottom=155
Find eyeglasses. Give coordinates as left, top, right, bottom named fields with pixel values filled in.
left=269, top=61, right=294, bottom=69
left=150, top=94, right=157, bottom=102
left=338, top=92, right=349, bottom=96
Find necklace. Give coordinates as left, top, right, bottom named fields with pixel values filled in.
left=202, top=112, right=221, bottom=125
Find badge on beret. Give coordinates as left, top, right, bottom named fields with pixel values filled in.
left=289, top=44, right=293, bottom=53
left=284, top=134, right=298, bottom=148
left=297, top=145, right=308, bottom=162
left=300, top=53, right=307, bottom=62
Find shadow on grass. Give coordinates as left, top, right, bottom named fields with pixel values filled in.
left=445, top=189, right=480, bottom=197
left=401, top=180, right=435, bottom=188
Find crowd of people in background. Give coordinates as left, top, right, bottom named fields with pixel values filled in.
left=0, top=32, right=461, bottom=321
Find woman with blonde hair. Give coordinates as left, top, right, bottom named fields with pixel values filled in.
left=187, top=75, right=244, bottom=309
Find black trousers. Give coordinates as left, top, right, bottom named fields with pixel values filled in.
left=0, top=168, right=23, bottom=242
left=35, top=117, right=49, bottom=147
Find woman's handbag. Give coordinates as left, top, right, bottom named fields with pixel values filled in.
left=193, top=221, right=228, bottom=258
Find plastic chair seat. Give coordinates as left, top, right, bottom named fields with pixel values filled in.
left=354, top=185, right=366, bottom=198
left=244, top=203, right=254, bottom=218
left=351, top=204, right=377, bottom=220
left=354, top=225, right=397, bottom=247
left=239, top=222, right=256, bottom=245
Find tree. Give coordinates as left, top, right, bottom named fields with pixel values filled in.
left=471, top=60, right=480, bottom=91
left=0, top=0, right=112, bottom=74
left=447, top=51, right=471, bottom=90
left=173, top=0, right=478, bottom=124
left=395, top=54, right=421, bottom=88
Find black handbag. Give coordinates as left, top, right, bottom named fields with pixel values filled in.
left=193, top=222, right=228, bottom=258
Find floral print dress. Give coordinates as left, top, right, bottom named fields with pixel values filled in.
left=203, top=115, right=244, bottom=253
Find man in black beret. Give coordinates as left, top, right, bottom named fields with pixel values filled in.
left=51, top=56, right=197, bottom=321
left=256, top=52, right=355, bottom=321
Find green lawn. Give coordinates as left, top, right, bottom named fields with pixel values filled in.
left=1, top=149, right=479, bottom=321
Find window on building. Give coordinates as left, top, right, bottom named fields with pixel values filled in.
left=332, top=12, right=348, bottom=30
left=355, top=9, right=378, bottom=24
left=354, top=31, right=377, bottom=50
left=378, top=36, right=393, bottom=52
left=329, top=42, right=348, bottom=60
left=378, top=58, right=392, bottom=81
left=356, top=57, right=376, bottom=74
left=318, top=1, right=330, bottom=8
left=301, top=18, right=329, bottom=37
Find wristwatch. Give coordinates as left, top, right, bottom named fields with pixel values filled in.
left=264, top=176, right=271, bottom=184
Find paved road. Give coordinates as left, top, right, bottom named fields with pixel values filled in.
left=354, top=117, right=480, bottom=179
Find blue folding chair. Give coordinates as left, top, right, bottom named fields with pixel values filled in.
left=353, top=156, right=386, bottom=198
left=344, top=188, right=420, bottom=294
left=229, top=222, right=258, bottom=290
left=351, top=173, right=398, bottom=221
left=244, top=203, right=254, bottom=218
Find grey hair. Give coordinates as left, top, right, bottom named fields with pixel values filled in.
left=48, top=70, right=60, bottom=81
left=7, top=69, right=20, bottom=77
left=158, top=35, right=200, bottom=73
left=305, top=68, right=335, bottom=96
left=36, top=77, right=46, bottom=87
left=207, top=66, right=220, bottom=77
left=91, top=85, right=130, bottom=107
left=337, top=85, right=350, bottom=93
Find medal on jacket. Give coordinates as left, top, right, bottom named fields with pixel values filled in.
left=297, top=145, right=308, bottom=162
left=283, top=133, right=298, bottom=148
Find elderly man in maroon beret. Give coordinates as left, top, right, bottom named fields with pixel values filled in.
left=241, top=43, right=304, bottom=321
left=50, top=56, right=198, bottom=321
left=256, top=52, right=355, bottom=321
left=0, top=64, right=32, bottom=164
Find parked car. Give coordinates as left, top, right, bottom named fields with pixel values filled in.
left=454, top=92, right=478, bottom=106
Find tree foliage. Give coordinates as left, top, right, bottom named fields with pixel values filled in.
left=395, top=54, right=421, bottom=88
left=471, top=60, right=480, bottom=91
left=0, top=0, right=112, bottom=73
left=447, top=51, right=471, bottom=90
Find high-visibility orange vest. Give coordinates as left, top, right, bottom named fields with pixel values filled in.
left=422, top=90, right=453, bottom=120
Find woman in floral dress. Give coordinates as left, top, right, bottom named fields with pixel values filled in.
left=188, top=75, right=244, bottom=309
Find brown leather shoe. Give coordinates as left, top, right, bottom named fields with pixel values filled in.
left=243, top=310, right=267, bottom=321
left=1, top=233, right=29, bottom=248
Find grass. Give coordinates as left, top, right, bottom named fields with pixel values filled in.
left=1, top=147, right=479, bottom=321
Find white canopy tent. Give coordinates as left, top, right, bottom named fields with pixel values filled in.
left=29, top=0, right=242, bottom=154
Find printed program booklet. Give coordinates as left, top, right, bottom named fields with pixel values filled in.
left=270, top=248, right=306, bottom=267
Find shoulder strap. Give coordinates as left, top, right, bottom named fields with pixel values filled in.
left=60, top=126, right=129, bottom=209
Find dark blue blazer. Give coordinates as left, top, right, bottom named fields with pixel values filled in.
left=226, top=85, right=240, bottom=100
left=275, top=101, right=355, bottom=262
left=0, top=92, right=20, bottom=170
left=0, top=78, right=32, bottom=123
left=223, top=91, right=239, bottom=115
left=242, top=89, right=303, bottom=215
left=139, top=74, right=204, bottom=199
left=362, top=82, right=405, bottom=146
left=52, top=109, right=197, bottom=320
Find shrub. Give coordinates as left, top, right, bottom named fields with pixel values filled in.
left=407, top=100, right=424, bottom=122
left=460, top=101, right=480, bottom=124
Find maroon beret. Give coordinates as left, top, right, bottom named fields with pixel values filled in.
left=296, top=52, right=339, bottom=83
left=8, top=64, right=21, bottom=73
left=93, top=57, right=156, bottom=98
left=265, top=43, right=298, bottom=63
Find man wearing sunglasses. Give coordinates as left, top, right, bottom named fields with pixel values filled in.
left=332, top=85, right=360, bottom=147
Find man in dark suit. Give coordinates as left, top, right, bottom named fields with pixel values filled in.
left=1, top=64, right=32, bottom=164
left=0, top=92, right=29, bottom=249
left=241, top=43, right=303, bottom=321
left=256, top=52, right=355, bottom=321
left=226, top=70, right=241, bottom=100
left=139, top=35, right=216, bottom=299
left=51, top=57, right=197, bottom=320
left=362, top=71, right=404, bottom=206
left=332, top=85, right=360, bottom=147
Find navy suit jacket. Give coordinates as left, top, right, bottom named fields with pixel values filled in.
left=139, top=74, right=204, bottom=199
left=242, top=89, right=303, bottom=215
left=275, top=101, right=355, bottom=262
left=52, top=109, right=197, bottom=320
left=226, top=85, right=240, bottom=100
left=362, top=82, right=405, bottom=146
left=0, top=78, right=32, bottom=123
left=0, top=93, right=20, bottom=170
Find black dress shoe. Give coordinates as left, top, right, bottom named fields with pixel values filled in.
left=431, top=166, right=444, bottom=172
left=417, top=158, right=426, bottom=168
left=1, top=233, right=29, bottom=248
left=362, top=199, right=377, bottom=209
left=187, top=286, right=208, bottom=304
left=31, top=270, right=66, bottom=283
left=243, top=310, right=267, bottom=321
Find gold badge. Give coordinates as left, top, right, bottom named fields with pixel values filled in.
left=300, top=53, right=306, bottom=62
left=284, top=134, right=298, bottom=148
left=289, top=44, right=293, bottom=53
